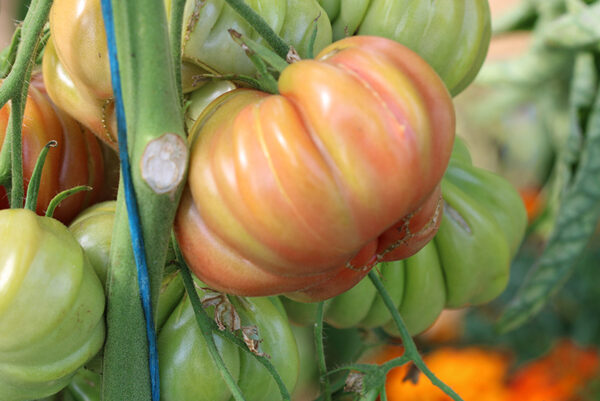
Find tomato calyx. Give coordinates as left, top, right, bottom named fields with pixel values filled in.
left=199, top=286, right=269, bottom=358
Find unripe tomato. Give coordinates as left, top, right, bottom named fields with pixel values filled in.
left=68, top=201, right=185, bottom=329
left=0, top=75, right=108, bottom=224
left=318, top=0, right=492, bottom=96
left=172, top=0, right=332, bottom=79
left=159, top=291, right=299, bottom=401
left=0, top=209, right=105, bottom=401
left=282, top=138, right=527, bottom=335
left=175, top=36, right=455, bottom=300
left=68, top=201, right=115, bottom=286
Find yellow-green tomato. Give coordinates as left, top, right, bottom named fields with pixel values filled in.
left=159, top=291, right=299, bottom=401
left=0, top=209, right=105, bottom=401
left=68, top=201, right=116, bottom=287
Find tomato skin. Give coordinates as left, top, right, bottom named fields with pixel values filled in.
left=159, top=291, right=299, bottom=401
left=319, top=0, right=491, bottom=96
left=0, top=75, right=107, bottom=224
left=0, top=209, right=105, bottom=401
left=175, top=36, right=454, bottom=300
left=282, top=138, right=527, bottom=335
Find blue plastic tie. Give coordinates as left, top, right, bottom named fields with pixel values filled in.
left=99, top=1, right=160, bottom=399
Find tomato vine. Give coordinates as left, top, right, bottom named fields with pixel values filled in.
left=0, top=0, right=52, bottom=207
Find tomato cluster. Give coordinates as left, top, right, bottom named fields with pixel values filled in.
left=175, top=35, right=455, bottom=300
left=0, top=0, right=526, bottom=399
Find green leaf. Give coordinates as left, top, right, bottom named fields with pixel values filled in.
left=542, top=3, right=600, bottom=50
left=498, top=53, right=600, bottom=333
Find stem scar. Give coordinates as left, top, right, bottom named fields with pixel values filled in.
left=140, top=133, right=187, bottom=195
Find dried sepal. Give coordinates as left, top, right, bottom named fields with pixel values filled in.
left=241, top=325, right=269, bottom=358
left=199, top=288, right=240, bottom=331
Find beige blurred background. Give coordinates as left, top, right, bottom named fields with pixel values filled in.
left=0, top=0, right=18, bottom=48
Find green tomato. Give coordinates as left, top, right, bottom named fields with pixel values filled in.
left=68, top=201, right=184, bottom=330
left=68, top=201, right=115, bottom=287
left=185, top=80, right=237, bottom=132
left=282, top=137, right=527, bottom=334
left=318, top=0, right=491, bottom=96
left=0, top=209, right=105, bottom=401
left=159, top=289, right=299, bottom=401
left=67, top=368, right=101, bottom=401
left=173, top=0, right=332, bottom=77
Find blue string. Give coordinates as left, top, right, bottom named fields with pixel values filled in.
left=99, top=1, right=160, bottom=400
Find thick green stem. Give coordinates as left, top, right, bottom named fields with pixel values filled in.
left=315, top=302, right=332, bottom=401
left=368, top=271, right=464, bottom=401
left=102, top=0, right=186, bottom=399
left=223, top=0, right=290, bottom=59
left=8, top=95, right=24, bottom=208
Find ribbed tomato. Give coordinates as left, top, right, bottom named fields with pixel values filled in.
left=319, top=0, right=492, bottom=96
left=175, top=36, right=455, bottom=300
left=0, top=75, right=108, bottom=224
left=282, top=138, right=528, bottom=335
left=0, top=209, right=105, bottom=400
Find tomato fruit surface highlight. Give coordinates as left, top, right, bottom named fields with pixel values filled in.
left=0, top=75, right=107, bottom=224
left=0, top=209, right=105, bottom=401
left=175, top=36, right=455, bottom=300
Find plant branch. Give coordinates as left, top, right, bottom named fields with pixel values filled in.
left=24, top=140, right=56, bottom=211
left=223, top=0, right=290, bottom=59
left=45, top=185, right=92, bottom=218
left=177, top=258, right=247, bottom=401
left=171, top=234, right=291, bottom=401
left=368, top=271, right=464, bottom=401
left=0, top=0, right=52, bottom=209
left=101, top=0, right=187, bottom=399
left=315, top=302, right=332, bottom=401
